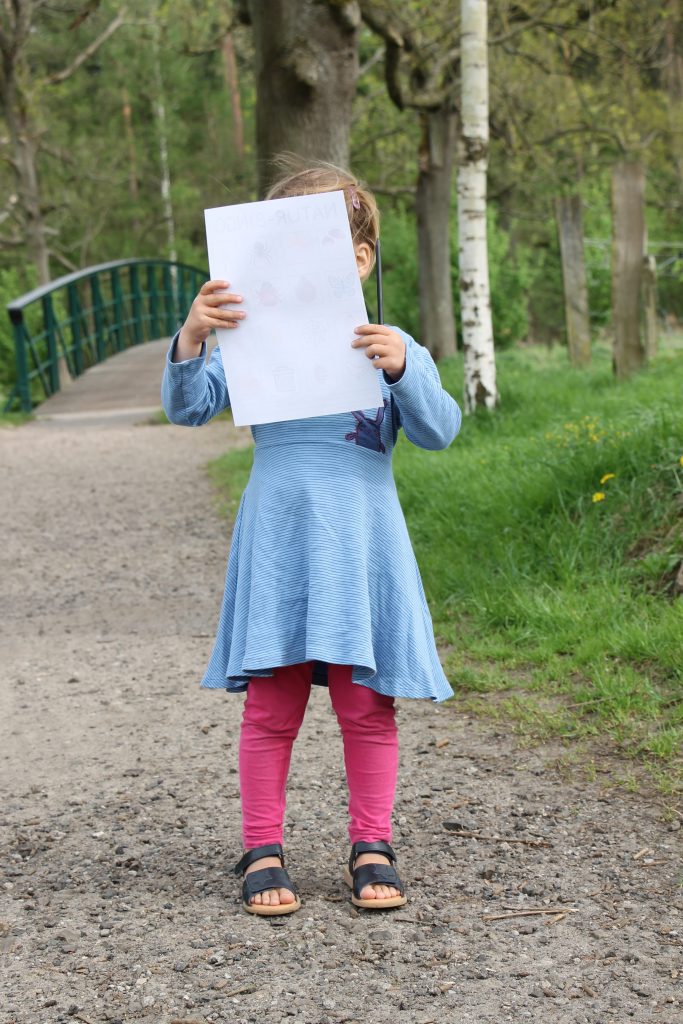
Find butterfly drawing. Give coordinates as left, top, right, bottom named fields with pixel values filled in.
left=328, top=272, right=356, bottom=299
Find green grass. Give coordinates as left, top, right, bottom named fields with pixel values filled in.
left=144, top=407, right=235, bottom=426
left=208, top=339, right=683, bottom=797
left=0, top=410, right=32, bottom=427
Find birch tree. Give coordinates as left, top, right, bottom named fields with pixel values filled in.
left=149, top=8, right=177, bottom=264
left=459, top=0, right=497, bottom=410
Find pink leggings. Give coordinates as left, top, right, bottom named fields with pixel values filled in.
left=238, top=662, right=398, bottom=849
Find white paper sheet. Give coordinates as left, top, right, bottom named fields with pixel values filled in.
left=204, top=190, right=381, bottom=426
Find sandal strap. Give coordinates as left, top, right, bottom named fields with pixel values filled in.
left=349, top=840, right=397, bottom=873
left=234, top=843, right=284, bottom=876
left=351, top=863, right=405, bottom=900
left=242, top=866, right=297, bottom=902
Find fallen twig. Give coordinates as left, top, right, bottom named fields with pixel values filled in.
left=223, top=984, right=257, bottom=998
left=483, top=907, right=577, bottom=922
left=443, top=824, right=551, bottom=847
left=633, top=847, right=651, bottom=860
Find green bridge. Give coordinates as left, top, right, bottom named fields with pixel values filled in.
left=4, top=259, right=207, bottom=413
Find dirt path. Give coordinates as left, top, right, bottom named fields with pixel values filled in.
left=0, top=364, right=681, bottom=1023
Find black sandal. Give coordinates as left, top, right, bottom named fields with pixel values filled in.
left=234, top=843, right=301, bottom=916
left=343, top=840, right=407, bottom=909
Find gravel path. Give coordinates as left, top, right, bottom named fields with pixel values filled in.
left=1, top=398, right=681, bottom=1023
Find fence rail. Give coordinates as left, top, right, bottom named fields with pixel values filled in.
left=4, top=258, right=207, bottom=413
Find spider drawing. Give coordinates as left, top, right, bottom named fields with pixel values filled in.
left=252, top=240, right=272, bottom=263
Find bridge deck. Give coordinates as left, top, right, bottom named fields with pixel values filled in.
left=34, top=338, right=175, bottom=422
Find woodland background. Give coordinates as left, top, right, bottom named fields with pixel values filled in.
left=1, top=0, right=683, bottom=379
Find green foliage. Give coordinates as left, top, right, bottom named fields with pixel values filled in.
left=485, top=207, right=534, bottom=348
left=0, top=266, right=38, bottom=391
left=369, top=205, right=419, bottom=337
left=367, top=202, right=533, bottom=347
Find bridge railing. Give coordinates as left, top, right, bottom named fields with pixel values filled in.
left=4, top=258, right=207, bottom=412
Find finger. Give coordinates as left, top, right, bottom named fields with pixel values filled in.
left=352, top=334, right=395, bottom=350
left=203, top=315, right=240, bottom=330
left=358, top=343, right=389, bottom=359
left=205, top=292, right=243, bottom=307
left=200, top=279, right=230, bottom=295
left=200, top=308, right=245, bottom=326
left=354, top=323, right=392, bottom=336
left=203, top=307, right=246, bottom=321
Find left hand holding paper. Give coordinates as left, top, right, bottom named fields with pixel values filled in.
left=352, top=324, right=406, bottom=381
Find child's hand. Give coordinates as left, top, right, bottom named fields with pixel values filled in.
left=175, top=280, right=245, bottom=360
left=352, top=325, right=406, bottom=381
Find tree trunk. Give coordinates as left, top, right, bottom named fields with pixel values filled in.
left=150, top=18, right=177, bottom=264
left=664, top=0, right=683, bottom=196
left=416, top=107, right=458, bottom=360
left=642, top=253, right=658, bottom=360
left=247, top=0, right=360, bottom=196
left=0, top=66, right=51, bottom=284
left=222, top=32, right=245, bottom=164
left=611, top=160, right=646, bottom=378
left=121, top=87, right=140, bottom=206
left=555, top=195, right=591, bottom=367
left=458, top=0, right=498, bottom=412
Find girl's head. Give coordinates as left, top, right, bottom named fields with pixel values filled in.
left=265, top=160, right=379, bottom=281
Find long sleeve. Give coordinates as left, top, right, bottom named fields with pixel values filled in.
left=161, top=333, right=231, bottom=426
left=385, top=327, right=462, bottom=450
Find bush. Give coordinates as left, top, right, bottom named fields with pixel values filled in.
left=368, top=200, right=534, bottom=348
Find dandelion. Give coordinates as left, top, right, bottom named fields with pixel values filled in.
left=592, top=492, right=606, bottom=503
left=600, top=473, right=616, bottom=484
left=680, top=455, right=683, bottom=467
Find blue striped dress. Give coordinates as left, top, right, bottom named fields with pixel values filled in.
left=161, top=327, right=462, bottom=701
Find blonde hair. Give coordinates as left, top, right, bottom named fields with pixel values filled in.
left=265, top=157, right=380, bottom=255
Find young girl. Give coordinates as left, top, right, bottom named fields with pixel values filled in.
left=161, top=165, right=462, bottom=916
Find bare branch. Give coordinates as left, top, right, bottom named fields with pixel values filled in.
left=49, top=248, right=79, bottom=273
left=357, top=45, right=383, bottom=81
left=47, top=8, right=126, bottom=85
left=489, top=0, right=559, bottom=47
left=368, top=183, right=416, bottom=196
left=69, top=1, right=104, bottom=32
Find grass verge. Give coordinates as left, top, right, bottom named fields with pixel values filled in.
left=0, top=411, right=32, bottom=427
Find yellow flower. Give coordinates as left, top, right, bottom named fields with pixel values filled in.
left=592, top=492, right=606, bottom=503
left=680, top=455, right=683, bottom=467
left=600, top=473, right=616, bottom=484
